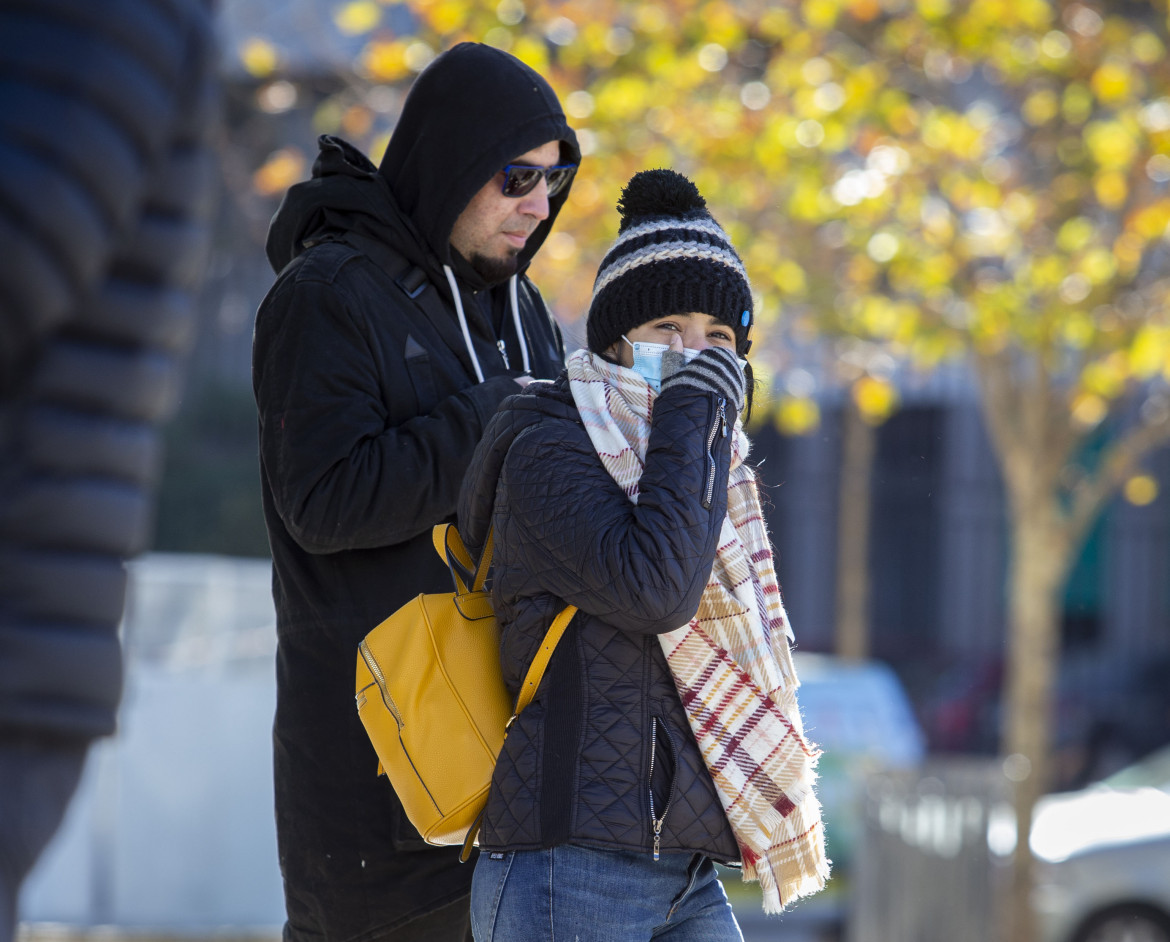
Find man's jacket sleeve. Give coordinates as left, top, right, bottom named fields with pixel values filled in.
left=254, top=276, right=519, bottom=554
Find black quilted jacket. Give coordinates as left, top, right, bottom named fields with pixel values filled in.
left=458, top=373, right=741, bottom=863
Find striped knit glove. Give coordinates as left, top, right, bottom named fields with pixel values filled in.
left=660, top=345, right=746, bottom=414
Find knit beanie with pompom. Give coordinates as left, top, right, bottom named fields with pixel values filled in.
left=586, top=168, right=753, bottom=356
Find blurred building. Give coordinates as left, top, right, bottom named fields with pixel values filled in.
left=752, top=378, right=1170, bottom=788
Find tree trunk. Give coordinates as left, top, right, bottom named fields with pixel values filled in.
left=835, top=399, right=876, bottom=661
left=1002, top=498, right=1070, bottom=942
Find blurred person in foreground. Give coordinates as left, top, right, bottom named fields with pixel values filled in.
left=252, top=42, right=579, bottom=942
left=0, top=1, right=217, bottom=939
left=457, top=169, right=828, bottom=940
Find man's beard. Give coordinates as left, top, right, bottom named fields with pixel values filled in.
left=469, top=249, right=520, bottom=285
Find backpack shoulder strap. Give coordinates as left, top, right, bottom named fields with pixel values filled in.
left=432, top=522, right=576, bottom=714
left=511, top=604, right=578, bottom=718
left=336, top=232, right=485, bottom=385
left=433, top=522, right=491, bottom=593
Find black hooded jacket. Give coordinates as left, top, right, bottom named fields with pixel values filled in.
left=252, top=42, right=579, bottom=940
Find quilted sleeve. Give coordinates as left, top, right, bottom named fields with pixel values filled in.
left=496, top=387, right=732, bottom=635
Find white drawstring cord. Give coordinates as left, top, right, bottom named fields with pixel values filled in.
left=508, top=275, right=532, bottom=374
left=443, top=264, right=485, bottom=383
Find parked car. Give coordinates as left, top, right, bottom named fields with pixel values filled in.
left=791, top=652, right=926, bottom=869
left=1033, top=744, right=1170, bottom=942
left=922, top=651, right=1170, bottom=792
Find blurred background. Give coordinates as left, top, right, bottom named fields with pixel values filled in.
left=14, top=0, right=1170, bottom=940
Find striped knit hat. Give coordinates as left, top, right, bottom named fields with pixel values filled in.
left=587, top=169, right=753, bottom=356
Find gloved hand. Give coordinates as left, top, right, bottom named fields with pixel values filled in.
left=660, top=345, right=746, bottom=414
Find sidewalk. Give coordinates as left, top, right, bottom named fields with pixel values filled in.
left=23, top=921, right=840, bottom=942
left=737, top=908, right=842, bottom=942
left=730, top=886, right=844, bottom=942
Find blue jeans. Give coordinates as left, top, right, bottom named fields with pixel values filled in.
left=470, top=845, right=743, bottom=942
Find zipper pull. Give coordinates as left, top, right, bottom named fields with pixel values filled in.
left=653, top=820, right=662, bottom=861
left=719, top=399, right=728, bottom=437
left=497, top=339, right=510, bottom=370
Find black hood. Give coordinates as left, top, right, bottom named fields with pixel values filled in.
left=264, top=135, right=426, bottom=275
left=378, top=42, right=580, bottom=276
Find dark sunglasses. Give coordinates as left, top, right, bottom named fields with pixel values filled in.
left=500, top=163, right=577, bottom=198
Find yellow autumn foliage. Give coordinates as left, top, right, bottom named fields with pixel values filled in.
left=1124, top=474, right=1159, bottom=505
left=1129, top=325, right=1170, bottom=380
left=334, top=1, right=381, bottom=35
left=253, top=147, right=306, bottom=196
left=243, top=0, right=1170, bottom=440
left=853, top=375, right=899, bottom=424
left=775, top=396, right=821, bottom=435
left=240, top=37, right=278, bottom=77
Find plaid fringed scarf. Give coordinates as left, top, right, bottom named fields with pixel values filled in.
left=567, top=348, right=829, bottom=913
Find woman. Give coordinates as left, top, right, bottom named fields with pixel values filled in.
left=457, top=169, right=828, bottom=941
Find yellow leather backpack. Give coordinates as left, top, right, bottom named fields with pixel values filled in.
left=356, top=523, right=576, bottom=860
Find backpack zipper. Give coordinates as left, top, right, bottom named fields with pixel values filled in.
left=358, top=639, right=403, bottom=730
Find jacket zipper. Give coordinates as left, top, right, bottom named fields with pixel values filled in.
left=703, top=398, right=728, bottom=509
left=497, top=339, right=511, bottom=369
left=648, top=717, right=677, bottom=861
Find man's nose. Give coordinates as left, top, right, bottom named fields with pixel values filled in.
left=517, top=182, right=551, bottom=220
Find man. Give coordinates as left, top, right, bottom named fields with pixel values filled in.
left=0, top=1, right=216, bottom=937
left=252, top=42, right=579, bottom=942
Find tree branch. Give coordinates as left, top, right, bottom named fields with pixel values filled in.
left=974, top=348, right=1020, bottom=467
left=1068, top=408, right=1170, bottom=549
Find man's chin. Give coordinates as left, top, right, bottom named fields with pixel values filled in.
left=470, top=251, right=521, bottom=285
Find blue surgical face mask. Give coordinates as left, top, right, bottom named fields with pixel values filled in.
left=623, top=336, right=703, bottom=392
left=622, top=335, right=746, bottom=393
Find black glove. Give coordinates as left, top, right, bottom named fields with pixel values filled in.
left=660, top=346, right=746, bottom=414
